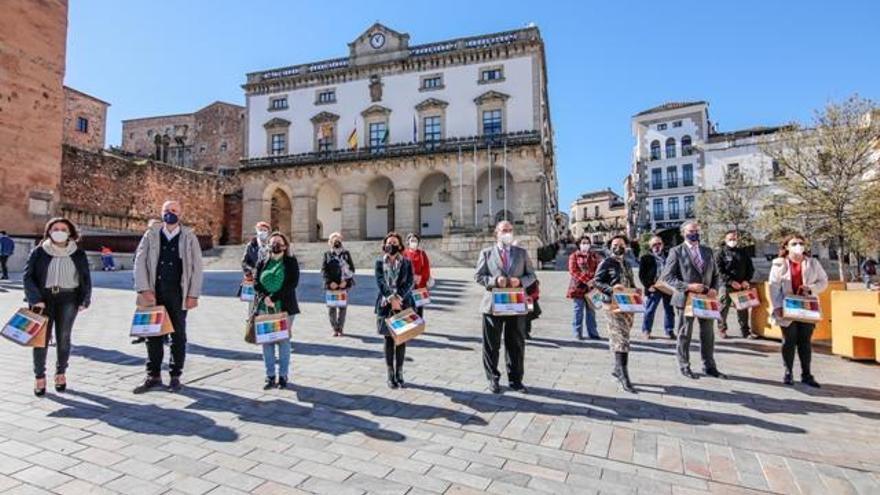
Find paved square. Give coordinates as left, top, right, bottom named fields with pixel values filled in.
left=0, top=268, right=877, bottom=494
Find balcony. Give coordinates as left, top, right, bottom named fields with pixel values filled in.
left=653, top=211, right=665, bottom=221
left=667, top=180, right=678, bottom=189
left=241, top=130, right=541, bottom=169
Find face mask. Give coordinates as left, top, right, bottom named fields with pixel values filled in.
left=50, top=231, right=69, bottom=244
left=271, top=244, right=285, bottom=255
left=789, top=244, right=805, bottom=256
left=256, top=230, right=269, bottom=241
left=499, top=233, right=514, bottom=245
left=385, top=244, right=400, bottom=255
left=409, top=241, right=419, bottom=250
left=163, top=212, right=179, bottom=225
left=726, top=240, right=738, bottom=248
left=652, top=245, right=663, bottom=254
left=580, top=244, right=590, bottom=252
left=333, top=240, right=342, bottom=249
left=685, top=233, right=700, bottom=243
left=612, top=246, right=626, bottom=256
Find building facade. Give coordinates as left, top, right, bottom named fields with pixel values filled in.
left=238, top=23, right=558, bottom=248
left=569, top=189, right=626, bottom=244
left=121, top=101, right=245, bottom=172
left=63, top=86, right=109, bottom=152
left=0, top=0, right=68, bottom=235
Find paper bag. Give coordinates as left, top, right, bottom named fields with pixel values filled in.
left=412, top=288, right=431, bottom=308
left=491, top=288, right=528, bottom=316
left=585, top=288, right=605, bottom=310
left=253, top=311, right=291, bottom=344
left=783, top=295, right=821, bottom=322
left=325, top=290, right=348, bottom=308
left=609, top=289, right=645, bottom=313
left=386, top=308, right=426, bottom=345
left=730, top=289, right=760, bottom=310
left=653, top=281, right=676, bottom=296
left=684, top=294, right=722, bottom=320
left=239, top=282, right=256, bottom=302
left=130, top=306, right=175, bottom=337
left=1, top=308, right=48, bottom=347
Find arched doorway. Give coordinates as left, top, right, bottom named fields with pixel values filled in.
left=316, top=181, right=342, bottom=240
left=477, top=168, right=516, bottom=227
left=418, top=172, right=453, bottom=237
left=270, top=188, right=292, bottom=240
left=366, top=176, right=395, bottom=239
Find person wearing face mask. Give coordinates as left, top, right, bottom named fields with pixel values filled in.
left=133, top=200, right=204, bottom=394
left=715, top=230, right=756, bottom=339
left=769, top=234, right=827, bottom=387
left=375, top=232, right=415, bottom=389
left=322, top=232, right=355, bottom=337
left=403, top=233, right=432, bottom=318
left=639, top=236, right=675, bottom=339
left=661, top=221, right=725, bottom=380
left=566, top=235, right=602, bottom=340
left=594, top=235, right=639, bottom=393
left=475, top=221, right=537, bottom=394
left=242, top=221, right=272, bottom=283
left=23, top=218, right=92, bottom=396
left=253, top=233, right=300, bottom=389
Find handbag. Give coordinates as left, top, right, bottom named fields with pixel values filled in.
left=1, top=307, right=48, bottom=347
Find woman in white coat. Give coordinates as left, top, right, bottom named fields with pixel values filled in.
left=768, top=234, right=828, bottom=387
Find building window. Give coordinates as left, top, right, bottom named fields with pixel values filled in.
left=582, top=207, right=588, bottom=221
left=129, top=132, right=134, bottom=139
left=657, top=123, right=667, bottom=131
left=665, top=137, right=676, bottom=158
left=369, top=121, right=388, bottom=152
left=482, top=109, right=502, bottom=136
left=421, top=75, right=443, bottom=91
left=681, top=135, right=693, bottom=156
left=76, top=117, right=89, bottom=133
left=684, top=195, right=695, bottom=217
left=682, top=163, right=693, bottom=186
left=423, top=116, right=441, bottom=143
left=667, top=166, right=678, bottom=188
left=772, top=159, right=784, bottom=179
left=270, top=133, right=286, bottom=155
left=594, top=206, right=600, bottom=218
left=673, top=120, right=682, bottom=128
left=651, top=168, right=663, bottom=190
left=220, top=142, right=227, bottom=152
left=726, top=163, right=740, bottom=184
left=199, top=145, right=206, bottom=153
left=668, top=197, right=680, bottom=220
left=316, top=122, right=335, bottom=152
left=479, top=66, right=504, bottom=83
left=269, top=97, right=288, bottom=111
left=147, top=130, right=154, bottom=138
left=650, top=140, right=661, bottom=160
left=653, top=199, right=664, bottom=221
left=316, top=90, right=336, bottom=105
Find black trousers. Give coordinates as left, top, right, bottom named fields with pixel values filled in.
left=33, top=291, right=78, bottom=379
left=145, top=284, right=187, bottom=378
left=482, top=314, right=526, bottom=384
left=0, top=255, right=8, bottom=278
left=781, top=321, right=814, bottom=378
left=383, top=336, right=406, bottom=369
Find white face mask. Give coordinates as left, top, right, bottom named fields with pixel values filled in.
left=726, top=240, right=738, bottom=248
left=256, top=230, right=269, bottom=241
left=50, top=231, right=69, bottom=244
left=499, top=233, right=514, bottom=245
left=580, top=244, right=591, bottom=252
left=789, top=244, right=805, bottom=256
left=409, top=241, right=419, bottom=250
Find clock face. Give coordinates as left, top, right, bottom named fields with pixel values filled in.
left=369, top=32, right=386, bottom=49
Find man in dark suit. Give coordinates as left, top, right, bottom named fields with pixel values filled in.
left=475, top=220, right=537, bottom=394
left=661, top=221, right=726, bottom=379
left=638, top=236, right=675, bottom=339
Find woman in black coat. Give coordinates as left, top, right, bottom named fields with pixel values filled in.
left=322, top=232, right=355, bottom=337
left=374, top=232, right=414, bottom=389
left=23, top=218, right=92, bottom=396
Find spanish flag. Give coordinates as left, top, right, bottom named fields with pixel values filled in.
left=347, top=122, right=358, bottom=150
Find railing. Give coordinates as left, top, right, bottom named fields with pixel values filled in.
left=241, top=130, right=541, bottom=169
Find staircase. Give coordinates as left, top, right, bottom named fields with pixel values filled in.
left=203, top=238, right=474, bottom=271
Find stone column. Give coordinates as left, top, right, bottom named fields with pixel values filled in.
left=241, top=180, right=269, bottom=241
left=341, top=192, right=367, bottom=240
left=514, top=179, right=542, bottom=231
left=450, top=183, right=475, bottom=229
left=292, top=195, right=317, bottom=243
left=394, top=188, right=420, bottom=236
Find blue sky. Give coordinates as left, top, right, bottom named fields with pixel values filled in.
left=65, top=0, right=880, bottom=210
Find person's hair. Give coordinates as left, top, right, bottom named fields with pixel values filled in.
left=724, top=229, right=739, bottom=238
left=577, top=234, right=592, bottom=244
left=268, top=231, right=290, bottom=251
left=495, top=220, right=513, bottom=232
left=778, top=233, right=807, bottom=258
left=649, top=236, right=663, bottom=246
left=43, top=217, right=79, bottom=242
left=610, top=234, right=629, bottom=245
left=680, top=221, right=699, bottom=234
left=327, top=231, right=342, bottom=247
left=383, top=231, right=403, bottom=247
left=255, top=221, right=270, bottom=230
left=406, top=233, right=421, bottom=243
left=0, top=231, right=6, bottom=235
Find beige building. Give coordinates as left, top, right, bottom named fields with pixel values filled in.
left=63, top=86, right=109, bottom=152
left=238, top=23, right=558, bottom=259
left=569, top=189, right=626, bottom=244
left=121, top=101, right=245, bottom=172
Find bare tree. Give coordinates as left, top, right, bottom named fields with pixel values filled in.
left=696, top=167, right=765, bottom=246
left=760, top=95, right=880, bottom=281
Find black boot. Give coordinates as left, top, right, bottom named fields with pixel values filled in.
left=612, top=352, right=635, bottom=393
left=386, top=366, right=398, bottom=389
left=783, top=368, right=794, bottom=385
left=620, top=352, right=636, bottom=393
left=395, top=344, right=406, bottom=388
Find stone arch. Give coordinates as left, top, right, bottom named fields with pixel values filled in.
left=366, top=176, right=395, bottom=239
left=315, top=180, right=342, bottom=241
left=266, top=186, right=293, bottom=240
left=476, top=167, right=516, bottom=228
left=418, top=171, right=453, bottom=237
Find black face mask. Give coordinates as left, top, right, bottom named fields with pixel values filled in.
left=333, top=241, right=342, bottom=249
left=384, top=244, right=400, bottom=255
left=271, top=244, right=285, bottom=254
left=612, top=246, right=626, bottom=256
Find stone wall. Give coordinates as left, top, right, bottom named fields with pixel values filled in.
left=440, top=230, right=542, bottom=267
left=59, top=146, right=239, bottom=243
left=193, top=102, right=246, bottom=171
left=0, top=0, right=68, bottom=235
left=62, top=86, right=108, bottom=152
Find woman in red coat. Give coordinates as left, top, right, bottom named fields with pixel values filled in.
left=403, top=233, right=432, bottom=317
left=567, top=235, right=602, bottom=339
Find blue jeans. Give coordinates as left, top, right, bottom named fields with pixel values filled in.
left=572, top=298, right=599, bottom=338
left=262, top=316, right=293, bottom=379
left=643, top=291, right=674, bottom=335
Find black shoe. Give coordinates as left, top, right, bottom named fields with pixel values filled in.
left=666, top=332, right=676, bottom=340
left=488, top=381, right=502, bottom=394
left=395, top=369, right=405, bottom=388
left=704, top=368, right=727, bottom=379
left=133, top=377, right=163, bottom=394
left=168, top=377, right=182, bottom=392
left=509, top=382, right=527, bottom=393
left=34, top=378, right=46, bottom=397
left=680, top=368, right=698, bottom=379
left=387, top=367, right=398, bottom=389
left=54, top=375, right=67, bottom=393
left=130, top=337, right=146, bottom=345
left=277, top=377, right=288, bottom=389
left=783, top=370, right=794, bottom=385
left=264, top=377, right=276, bottom=390
left=802, top=376, right=821, bottom=388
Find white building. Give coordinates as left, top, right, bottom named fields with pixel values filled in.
left=238, top=23, right=558, bottom=255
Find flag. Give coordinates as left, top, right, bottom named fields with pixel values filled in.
left=382, top=127, right=390, bottom=144
left=412, top=115, right=418, bottom=143
left=347, top=122, right=357, bottom=150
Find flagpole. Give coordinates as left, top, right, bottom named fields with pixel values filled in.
left=458, top=145, right=463, bottom=225
left=473, top=142, right=477, bottom=228
left=488, top=142, right=493, bottom=224
left=503, top=140, right=508, bottom=221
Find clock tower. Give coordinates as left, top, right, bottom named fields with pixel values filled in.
left=348, top=23, right=410, bottom=67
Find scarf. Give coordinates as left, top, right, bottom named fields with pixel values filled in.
left=332, top=249, right=353, bottom=280
left=42, top=239, right=77, bottom=257
left=42, top=239, right=79, bottom=289
left=383, top=254, right=402, bottom=295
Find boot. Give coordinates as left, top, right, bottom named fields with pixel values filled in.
left=386, top=366, right=398, bottom=389
left=394, top=366, right=405, bottom=388
left=617, top=352, right=636, bottom=393
left=783, top=368, right=794, bottom=385
left=395, top=345, right=406, bottom=388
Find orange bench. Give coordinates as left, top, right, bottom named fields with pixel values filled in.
left=831, top=290, right=880, bottom=362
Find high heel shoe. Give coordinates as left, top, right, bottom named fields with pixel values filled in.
left=34, top=378, right=46, bottom=397
left=54, top=374, right=67, bottom=393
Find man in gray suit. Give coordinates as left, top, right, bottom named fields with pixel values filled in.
left=475, top=220, right=537, bottom=393
left=661, top=221, right=726, bottom=379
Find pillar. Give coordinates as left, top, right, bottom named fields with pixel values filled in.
left=394, top=188, right=420, bottom=237
left=450, top=183, right=475, bottom=229
left=241, top=180, right=269, bottom=241
left=341, top=192, right=367, bottom=240
left=292, top=195, right=317, bottom=243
